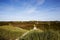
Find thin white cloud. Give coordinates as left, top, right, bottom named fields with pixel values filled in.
left=0, top=0, right=60, bottom=21
left=36, top=0, right=45, bottom=5
left=23, top=8, right=37, bottom=14
left=10, top=0, right=45, bottom=6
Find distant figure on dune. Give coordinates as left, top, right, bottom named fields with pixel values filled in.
left=33, top=24, right=37, bottom=30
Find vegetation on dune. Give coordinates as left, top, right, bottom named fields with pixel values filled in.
left=20, top=29, right=60, bottom=40
left=0, top=25, right=60, bottom=40
left=0, top=21, right=60, bottom=30
left=0, top=21, right=60, bottom=40
left=0, top=25, right=28, bottom=40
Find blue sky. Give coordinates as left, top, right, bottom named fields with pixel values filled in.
left=0, top=0, right=60, bottom=21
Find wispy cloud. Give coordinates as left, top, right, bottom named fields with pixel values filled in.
left=36, top=0, right=45, bottom=5
left=0, top=0, right=60, bottom=21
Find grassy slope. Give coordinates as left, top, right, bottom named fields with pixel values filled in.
left=20, top=29, right=60, bottom=40
left=0, top=25, right=28, bottom=40
left=0, top=25, right=60, bottom=40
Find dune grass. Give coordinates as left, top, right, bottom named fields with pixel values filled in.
left=0, top=25, right=28, bottom=40
left=20, top=29, right=60, bottom=40
left=0, top=25, right=60, bottom=40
